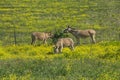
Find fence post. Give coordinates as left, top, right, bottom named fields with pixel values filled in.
left=119, top=33, right=120, bottom=40
left=14, top=26, right=17, bottom=45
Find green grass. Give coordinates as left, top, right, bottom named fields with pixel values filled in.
left=0, top=41, right=120, bottom=80
left=0, top=58, right=120, bottom=80
left=0, top=0, right=120, bottom=45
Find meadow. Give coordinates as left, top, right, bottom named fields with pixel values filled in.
left=0, top=0, right=120, bottom=45
left=0, top=0, right=120, bottom=80
left=0, top=41, right=120, bottom=80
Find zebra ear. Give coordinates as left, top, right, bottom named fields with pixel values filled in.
left=67, top=25, right=70, bottom=28
left=49, top=32, right=53, bottom=36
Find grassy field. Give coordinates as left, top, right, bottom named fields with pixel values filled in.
left=0, top=0, right=120, bottom=45
left=0, top=0, right=120, bottom=80
left=0, top=41, right=120, bottom=80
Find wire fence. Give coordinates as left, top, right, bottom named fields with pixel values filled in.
left=0, top=27, right=31, bottom=45
left=0, top=27, right=120, bottom=46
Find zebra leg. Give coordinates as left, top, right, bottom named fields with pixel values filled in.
left=31, top=40, right=34, bottom=45
left=31, top=40, right=36, bottom=46
left=31, top=36, right=36, bottom=46
left=90, top=35, right=96, bottom=43
left=59, top=46, right=63, bottom=53
left=69, top=44, right=74, bottom=51
left=43, top=39, right=47, bottom=44
left=56, top=48, right=59, bottom=53
left=93, top=35, right=96, bottom=43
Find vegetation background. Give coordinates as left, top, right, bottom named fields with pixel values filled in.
left=0, top=0, right=120, bottom=80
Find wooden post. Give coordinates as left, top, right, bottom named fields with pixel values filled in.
left=119, top=33, right=120, bottom=41
left=14, top=26, right=17, bottom=45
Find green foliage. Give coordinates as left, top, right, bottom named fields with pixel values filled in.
left=52, top=29, right=69, bottom=43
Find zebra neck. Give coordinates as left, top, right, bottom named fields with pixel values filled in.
left=69, top=30, right=77, bottom=35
